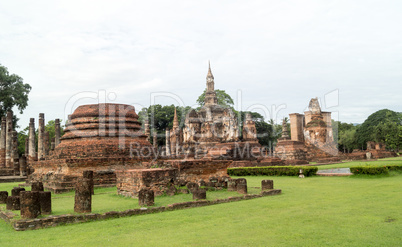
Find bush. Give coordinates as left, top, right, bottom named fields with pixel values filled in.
left=227, top=166, right=318, bottom=177
left=350, top=166, right=389, bottom=175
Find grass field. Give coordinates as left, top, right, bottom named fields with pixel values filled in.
left=317, top=156, right=402, bottom=170
left=0, top=159, right=401, bottom=246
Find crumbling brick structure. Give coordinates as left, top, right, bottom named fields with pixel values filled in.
left=275, top=98, right=340, bottom=163
left=29, top=103, right=155, bottom=193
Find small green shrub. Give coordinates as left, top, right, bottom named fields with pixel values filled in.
left=350, top=166, right=389, bottom=175
left=227, top=166, right=318, bottom=177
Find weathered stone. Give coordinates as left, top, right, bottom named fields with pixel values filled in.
left=11, top=187, right=25, bottom=196
left=31, top=181, right=44, bottom=192
left=227, top=178, right=238, bottom=191
left=0, top=117, right=6, bottom=168
left=39, top=191, right=52, bottom=214
left=116, top=168, right=178, bottom=197
left=261, top=180, right=274, bottom=190
left=38, top=113, right=45, bottom=160
left=20, top=191, right=41, bottom=219
left=192, top=188, right=206, bottom=200
left=29, top=104, right=154, bottom=193
left=186, top=182, right=199, bottom=194
left=28, top=118, right=36, bottom=162
left=74, top=178, right=91, bottom=213
left=165, top=186, right=176, bottom=196
left=138, top=188, right=154, bottom=206
left=83, top=170, right=94, bottom=195
left=236, top=178, right=247, bottom=194
left=0, top=191, right=8, bottom=203
left=54, top=118, right=61, bottom=147
left=19, top=155, right=27, bottom=176
left=5, top=111, right=13, bottom=168
left=6, top=196, right=20, bottom=210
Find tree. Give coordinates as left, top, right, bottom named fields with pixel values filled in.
left=138, top=105, right=191, bottom=146
left=0, top=64, right=31, bottom=126
left=196, top=89, right=234, bottom=108
left=355, top=109, right=401, bottom=149
left=339, top=128, right=358, bottom=153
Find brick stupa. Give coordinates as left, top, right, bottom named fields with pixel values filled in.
left=29, top=103, right=154, bottom=193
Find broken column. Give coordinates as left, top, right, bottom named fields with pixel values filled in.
left=44, top=131, right=50, bottom=156
left=24, top=138, right=29, bottom=157
left=6, top=196, right=20, bottom=210
left=193, top=188, right=207, bottom=200
left=138, top=188, right=154, bottom=206
left=74, top=177, right=92, bottom=213
left=83, top=170, right=94, bottom=195
left=227, top=178, right=238, bottom=191
left=51, top=137, right=55, bottom=150
left=165, top=130, right=171, bottom=157
left=20, top=191, right=41, bottom=218
left=144, top=119, right=150, bottom=142
left=261, top=180, right=274, bottom=190
left=28, top=118, right=36, bottom=162
left=55, top=118, right=61, bottom=147
left=19, top=155, right=27, bottom=176
left=31, top=181, right=44, bottom=192
left=39, top=191, right=52, bottom=214
left=12, top=131, right=19, bottom=176
left=38, top=113, right=44, bottom=160
left=0, top=191, right=8, bottom=203
left=0, top=117, right=6, bottom=167
left=5, top=111, right=13, bottom=168
left=236, top=178, right=247, bottom=194
left=11, top=187, right=25, bottom=196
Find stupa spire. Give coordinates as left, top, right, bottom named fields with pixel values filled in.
left=173, top=107, right=179, bottom=129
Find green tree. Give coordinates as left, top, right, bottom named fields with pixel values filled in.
left=339, top=128, right=357, bottom=153
left=196, top=89, right=235, bottom=108
left=355, top=109, right=401, bottom=149
left=0, top=64, right=31, bottom=126
left=138, top=105, right=191, bottom=146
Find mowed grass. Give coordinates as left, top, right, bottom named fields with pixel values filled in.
left=0, top=170, right=401, bottom=246
left=317, top=156, right=402, bottom=170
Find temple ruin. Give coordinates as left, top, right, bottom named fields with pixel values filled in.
left=275, top=98, right=340, bottom=163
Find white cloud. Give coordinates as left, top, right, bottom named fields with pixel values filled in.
left=0, top=0, right=401, bottom=129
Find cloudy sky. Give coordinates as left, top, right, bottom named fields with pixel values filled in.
left=1, top=0, right=401, bottom=130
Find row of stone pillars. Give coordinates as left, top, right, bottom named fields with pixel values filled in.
left=0, top=111, right=61, bottom=173
left=0, top=182, right=52, bottom=218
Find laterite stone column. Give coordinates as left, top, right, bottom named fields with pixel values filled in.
left=6, top=196, right=20, bottom=210
left=0, top=191, right=8, bottom=203
left=261, top=180, right=274, bottom=190
left=193, top=188, right=207, bottom=200
left=74, top=178, right=92, bottom=213
left=28, top=118, right=36, bottom=162
left=39, top=191, right=52, bottom=214
left=236, top=178, right=247, bottom=194
left=20, top=191, right=41, bottom=218
left=0, top=117, right=6, bottom=167
left=227, top=178, right=238, bottom=191
left=55, top=118, right=61, bottom=147
left=83, top=170, right=94, bottom=195
left=38, top=113, right=44, bottom=160
left=5, top=111, right=13, bottom=168
left=31, top=181, right=44, bottom=192
left=138, top=188, right=154, bottom=206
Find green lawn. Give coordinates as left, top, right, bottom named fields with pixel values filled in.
left=317, top=156, right=402, bottom=170
left=0, top=170, right=401, bottom=246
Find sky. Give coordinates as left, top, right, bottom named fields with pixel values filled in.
left=1, top=0, right=401, bottom=130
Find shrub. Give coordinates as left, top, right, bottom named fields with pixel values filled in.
left=350, top=166, right=389, bottom=175
left=227, top=166, right=318, bottom=177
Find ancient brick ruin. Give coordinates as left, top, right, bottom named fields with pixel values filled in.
left=275, top=98, right=340, bottom=163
